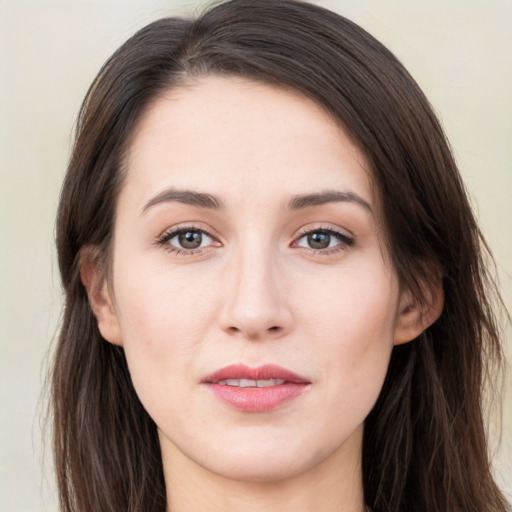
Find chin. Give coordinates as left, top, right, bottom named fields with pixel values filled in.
left=208, top=449, right=314, bottom=483
left=162, top=426, right=319, bottom=483
left=158, top=405, right=365, bottom=485
left=192, top=429, right=349, bottom=484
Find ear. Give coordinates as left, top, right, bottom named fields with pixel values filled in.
left=80, top=248, right=122, bottom=346
left=394, top=279, right=444, bottom=345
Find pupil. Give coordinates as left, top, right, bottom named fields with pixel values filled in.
left=308, top=232, right=330, bottom=249
left=179, top=231, right=202, bottom=249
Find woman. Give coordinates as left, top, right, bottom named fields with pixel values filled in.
left=51, top=0, right=510, bottom=510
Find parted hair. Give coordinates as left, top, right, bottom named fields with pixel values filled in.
left=52, top=1, right=510, bottom=511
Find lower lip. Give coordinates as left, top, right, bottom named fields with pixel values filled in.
left=206, top=383, right=308, bottom=412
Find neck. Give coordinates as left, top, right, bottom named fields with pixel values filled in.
left=161, top=427, right=366, bottom=512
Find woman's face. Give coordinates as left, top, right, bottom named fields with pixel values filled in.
left=95, top=75, right=416, bottom=482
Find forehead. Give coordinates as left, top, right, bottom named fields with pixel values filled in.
left=122, top=75, right=375, bottom=211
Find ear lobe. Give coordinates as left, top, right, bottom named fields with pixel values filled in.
left=80, top=251, right=122, bottom=346
left=394, top=280, right=444, bottom=345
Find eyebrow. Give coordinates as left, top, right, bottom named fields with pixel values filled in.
left=287, top=190, right=373, bottom=214
left=141, top=187, right=373, bottom=215
left=142, top=187, right=223, bottom=213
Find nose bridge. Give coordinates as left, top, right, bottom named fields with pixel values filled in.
left=220, top=233, right=291, bottom=338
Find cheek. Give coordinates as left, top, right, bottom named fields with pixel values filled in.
left=301, top=262, right=398, bottom=408
left=303, top=261, right=398, bottom=342
left=110, top=264, right=214, bottom=401
left=113, top=254, right=215, bottom=341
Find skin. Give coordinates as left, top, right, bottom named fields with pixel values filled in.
left=85, top=76, right=439, bottom=512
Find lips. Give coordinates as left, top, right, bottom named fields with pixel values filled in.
left=202, top=364, right=310, bottom=412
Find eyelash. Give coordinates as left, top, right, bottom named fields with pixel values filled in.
left=293, top=226, right=354, bottom=256
left=155, top=225, right=354, bottom=256
left=155, top=225, right=215, bottom=255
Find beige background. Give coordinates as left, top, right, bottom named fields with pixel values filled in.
left=0, top=1, right=510, bottom=510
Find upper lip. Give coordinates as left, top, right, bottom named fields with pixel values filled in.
left=202, top=364, right=310, bottom=384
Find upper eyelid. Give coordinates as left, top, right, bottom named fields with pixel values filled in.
left=157, top=223, right=219, bottom=241
left=166, top=228, right=213, bottom=242
left=294, top=224, right=354, bottom=240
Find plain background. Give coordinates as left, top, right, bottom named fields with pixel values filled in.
left=0, top=1, right=510, bottom=510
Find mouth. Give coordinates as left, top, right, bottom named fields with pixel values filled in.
left=202, top=364, right=311, bottom=412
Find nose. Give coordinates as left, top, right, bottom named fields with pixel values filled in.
left=218, top=247, right=293, bottom=340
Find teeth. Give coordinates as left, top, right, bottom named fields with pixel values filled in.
left=257, top=379, right=285, bottom=387
left=217, top=378, right=286, bottom=387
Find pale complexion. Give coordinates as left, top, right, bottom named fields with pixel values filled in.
left=84, top=76, right=442, bottom=511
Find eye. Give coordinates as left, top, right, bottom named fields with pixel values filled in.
left=294, top=228, right=353, bottom=252
left=158, top=227, right=216, bottom=252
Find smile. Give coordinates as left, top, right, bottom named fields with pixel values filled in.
left=202, top=364, right=310, bottom=412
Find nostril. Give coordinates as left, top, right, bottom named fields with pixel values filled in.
left=268, top=326, right=280, bottom=332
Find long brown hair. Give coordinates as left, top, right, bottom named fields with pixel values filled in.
left=52, top=1, right=510, bottom=510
